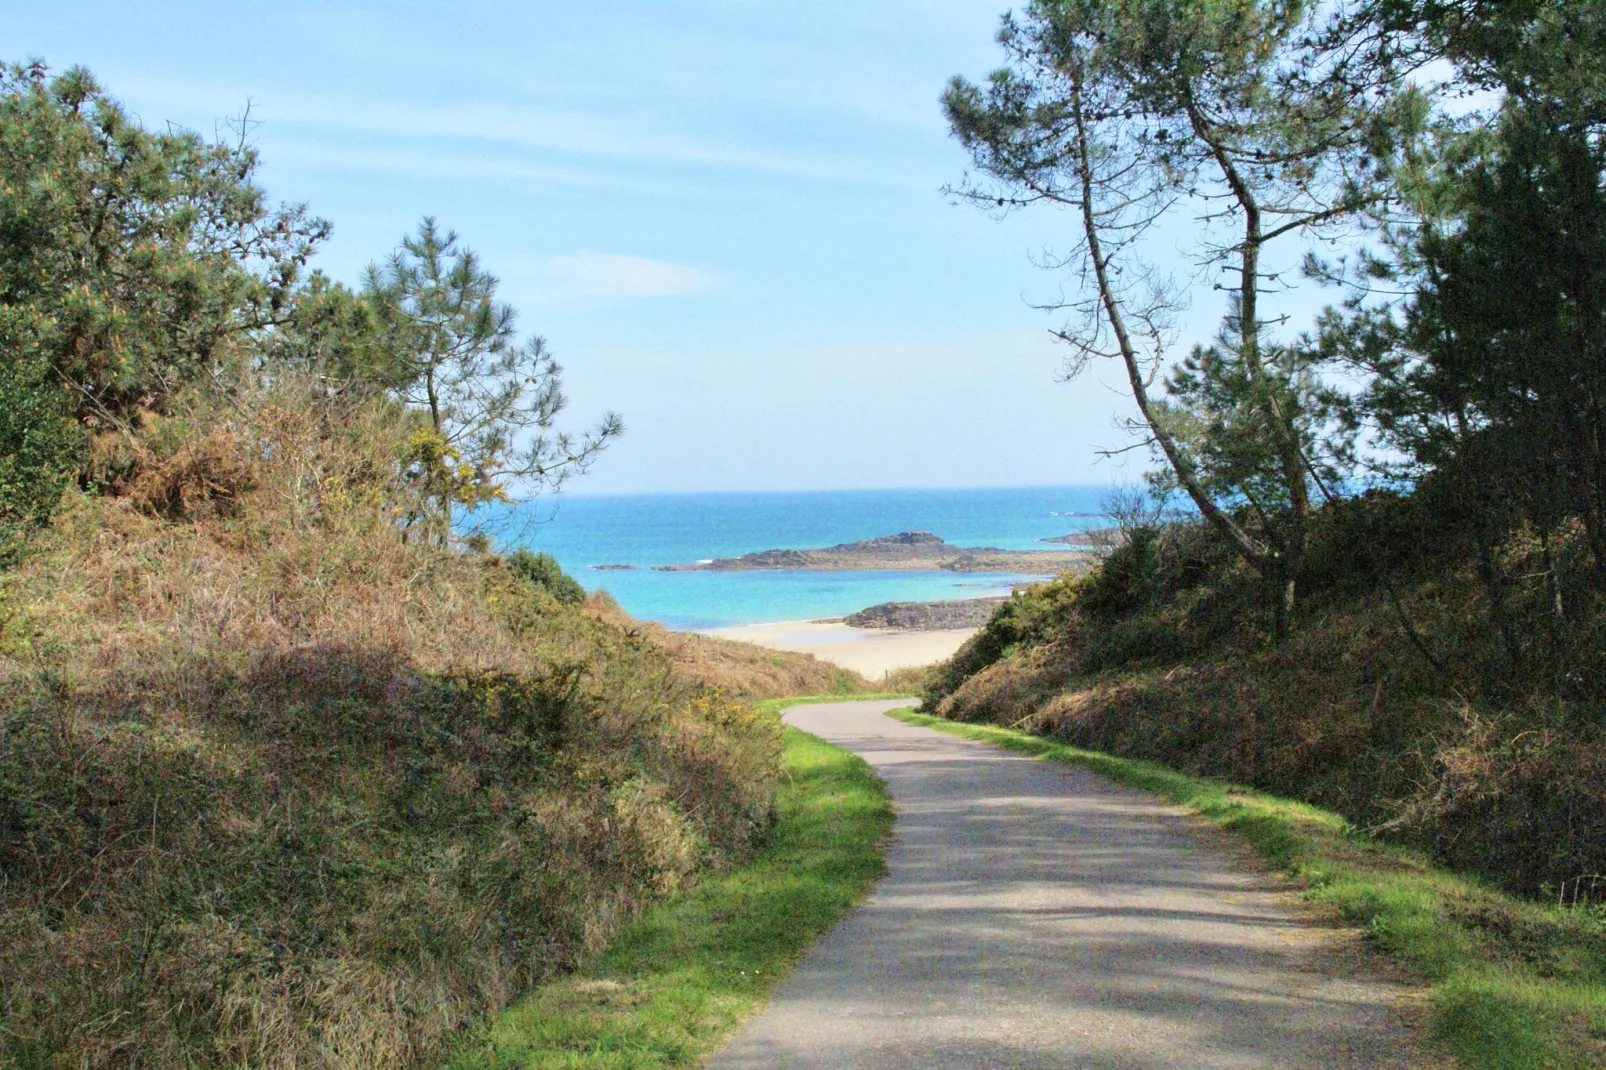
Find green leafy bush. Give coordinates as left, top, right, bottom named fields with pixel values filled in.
left=1079, top=526, right=1168, bottom=620
left=926, top=575, right=1081, bottom=703
left=0, top=349, right=76, bottom=563
left=507, top=548, right=586, bottom=605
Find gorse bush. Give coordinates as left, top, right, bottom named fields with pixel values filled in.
left=508, top=548, right=586, bottom=606
left=1077, top=522, right=1228, bottom=622
left=0, top=351, right=76, bottom=565
left=927, top=575, right=1080, bottom=699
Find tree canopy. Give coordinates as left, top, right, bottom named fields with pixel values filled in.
left=944, top=0, right=1415, bottom=626
left=0, top=61, right=618, bottom=559
left=948, top=0, right=1606, bottom=666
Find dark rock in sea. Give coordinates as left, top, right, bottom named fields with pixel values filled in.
left=844, top=597, right=1008, bottom=631
left=657, top=531, right=1090, bottom=575
left=589, top=564, right=639, bottom=571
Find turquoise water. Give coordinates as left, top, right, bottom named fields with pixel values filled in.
left=490, top=486, right=1111, bottom=630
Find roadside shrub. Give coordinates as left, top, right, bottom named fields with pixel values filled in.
left=507, top=548, right=586, bottom=605
left=926, top=575, right=1080, bottom=703
left=1079, top=524, right=1169, bottom=619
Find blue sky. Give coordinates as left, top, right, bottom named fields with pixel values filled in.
left=6, top=1, right=1254, bottom=494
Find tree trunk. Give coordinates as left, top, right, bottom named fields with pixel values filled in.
left=1069, top=80, right=1272, bottom=578
left=1184, top=85, right=1312, bottom=629
left=425, top=361, right=449, bottom=547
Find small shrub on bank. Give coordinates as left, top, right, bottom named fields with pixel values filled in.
left=0, top=351, right=77, bottom=565
left=926, top=575, right=1081, bottom=701
left=507, top=548, right=586, bottom=606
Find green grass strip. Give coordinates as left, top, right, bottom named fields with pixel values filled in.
left=889, top=709, right=1606, bottom=1070
left=749, top=691, right=918, bottom=717
left=444, top=716, right=894, bottom=1069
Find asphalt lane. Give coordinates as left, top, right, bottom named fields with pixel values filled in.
left=706, top=699, right=1426, bottom=1069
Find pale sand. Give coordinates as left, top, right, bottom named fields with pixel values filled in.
left=705, top=619, right=975, bottom=679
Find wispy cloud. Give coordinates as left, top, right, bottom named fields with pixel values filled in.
left=112, top=75, right=936, bottom=191
left=540, top=252, right=713, bottom=299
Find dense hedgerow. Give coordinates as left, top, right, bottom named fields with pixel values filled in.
left=927, top=491, right=1606, bottom=898
left=0, top=381, right=830, bottom=1069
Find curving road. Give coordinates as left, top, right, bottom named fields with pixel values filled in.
left=707, top=699, right=1430, bottom=1069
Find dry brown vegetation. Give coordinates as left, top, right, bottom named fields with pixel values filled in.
left=0, top=383, right=844, bottom=1068
left=578, top=592, right=865, bottom=700
left=927, top=493, right=1606, bottom=898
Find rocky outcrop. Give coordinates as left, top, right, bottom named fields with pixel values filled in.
left=655, top=531, right=1090, bottom=575
left=844, top=597, right=1008, bottom=631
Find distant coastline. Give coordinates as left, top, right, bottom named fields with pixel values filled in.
left=654, top=531, right=1092, bottom=575
left=493, top=486, right=1115, bottom=629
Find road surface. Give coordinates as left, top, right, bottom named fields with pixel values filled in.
left=707, top=699, right=1429, bottom=1069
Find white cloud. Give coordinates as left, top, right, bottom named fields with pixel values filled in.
left=111, top=73, right=935, bottom=192
left=540, top=252, right=713, bottom=299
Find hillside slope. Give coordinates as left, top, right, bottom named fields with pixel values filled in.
left=0, top=389, right=856, bottom=1068
left=925, top=495, right=1606, bottom=897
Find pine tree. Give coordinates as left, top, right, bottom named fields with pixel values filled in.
left=364, top=219, right=622, bottom=545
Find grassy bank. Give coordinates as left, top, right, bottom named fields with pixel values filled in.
left=929, top=500, right=1606, bottom=899
left=891, top=709, right=1606, bottom=1070
left=0, top=386, right=865, bottom=1068
left=444, top=717, right=894, bottom=1069
left=582, top=603, right=868, bottom=701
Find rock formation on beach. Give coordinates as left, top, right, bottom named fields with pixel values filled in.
left=654, top=531, right=1091, bottom=574
left=844, top=597, right=1008, bottom=630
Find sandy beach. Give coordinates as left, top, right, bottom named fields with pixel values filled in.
left=705, top=619, right=976, bottom=679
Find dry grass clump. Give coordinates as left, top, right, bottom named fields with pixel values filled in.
left=928, top=497, right=1606, bottom=898
left=0, top=384, right=786, bottom=1068
left=878, top=663, right=936, bottom=693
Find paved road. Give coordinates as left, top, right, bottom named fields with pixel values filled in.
left=708, top=699, right=1427, bottom=1070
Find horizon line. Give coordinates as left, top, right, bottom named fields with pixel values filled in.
left=540, top=481, right=1137, bottom=500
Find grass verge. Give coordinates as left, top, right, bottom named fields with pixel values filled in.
left=443, top=714, right=894, bottom=1069
left=889, top=709, right=1606, bottom=1070
left=749, top=691, right=917, bottom=717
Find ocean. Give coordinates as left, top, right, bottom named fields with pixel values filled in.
left=489, top=486, right=1113, bottom=630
